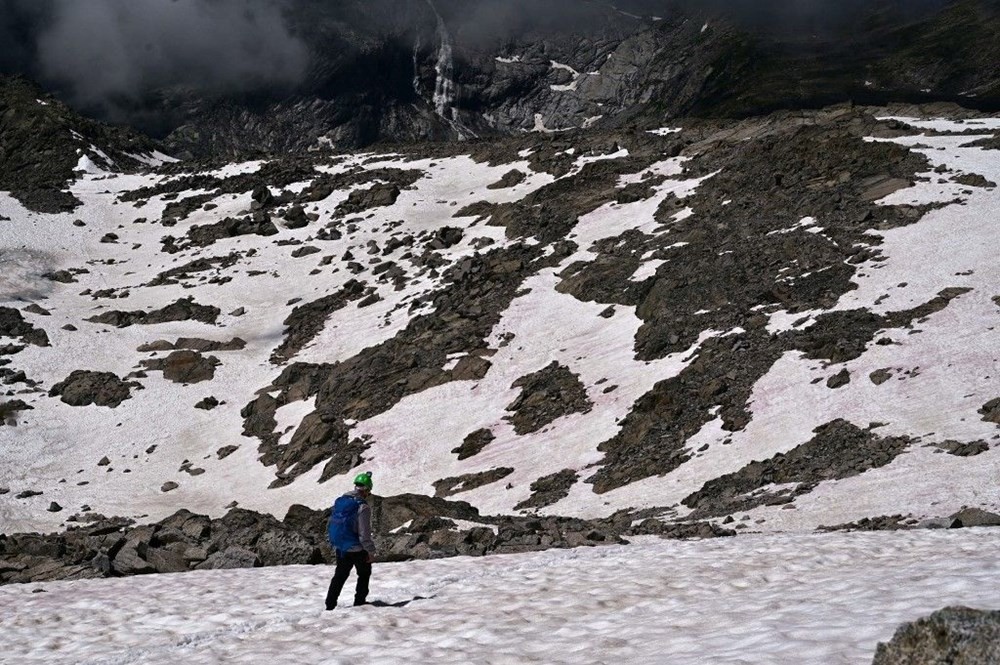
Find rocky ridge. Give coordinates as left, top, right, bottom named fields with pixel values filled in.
left=0, top=76, right=164, bottom=213
left=0, top=495, right=735, bottom=585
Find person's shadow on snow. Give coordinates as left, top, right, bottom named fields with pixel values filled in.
left=367, top=595, right=435, bottom=608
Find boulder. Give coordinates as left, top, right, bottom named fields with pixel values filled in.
left=195, top=547, right=261, bottom=570
left=283, top=205, right=309, bottom=229
left=85, top=297, right=220, bottom=328
left=255, top=530, right=320, bottom=566
left=111, top=545, right=155, bottom=575
left=872, top=606, right=1000, bottom=664
left=979, top=398, right=1000, bottom=425
left=48, top=370, right=136, bottom=408
left=451, top=428, right=495, bottom=460
left=251, top=184, right=273, bottom=206
left=1, top=400, right=33, bottom=426
left=949, top=508, right=1000, bottom=528
left=141, top=350, right=220, bottom=384
left=145, top=547, right=190, bottom=574
left=0, top=307, right=50, bottom=347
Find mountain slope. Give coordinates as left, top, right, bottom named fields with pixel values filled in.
left=0, top=76, right=168, bottom=213
left=2, top=101, right=998, bottom=537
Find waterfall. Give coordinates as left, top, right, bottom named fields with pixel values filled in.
left=425, top=0, right=456, bottom=121
left=412, top=36, right=422, bottom=97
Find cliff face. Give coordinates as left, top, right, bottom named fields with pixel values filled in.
left=144, top=0, right=1000, bottom=158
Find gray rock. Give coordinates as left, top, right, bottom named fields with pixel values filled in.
left=255, top=530, right=319, bottom=566
left=505, top=362, right=593, bottom=435
left=683, top=420, right=913, bottom=518
left=111, top=545, right=155, bottom=575
left=141, top=350, right=220, bottom=384
left=145, top=547, right=190, bottom=574
left=283, top=205, right=309, bottom=229
left=182, top=546, right=209, bottom=563
left=0, top=400, right=34, bottom=426
left=979, top=398, right=1000, bottom=425
left=514, top=469, right=579, bottom=511
left=827, top=369, right=851, bottom=389
left=216, top=445, right=239, bottom=459
left=85, top=297, right=220, bottom=328
left=434, top=468, right=515, bottom=498
left=451, top=428, right=495, bottom=460
left=872, top=606, right=1000, bottom=665
left=0, top=307, right=50, bottom=347
left=934, top=440, right=990, bottom=457
left=195, top=547, right=260, bottom=570
left=49, top=370, right=136, bottom=408
left=949, top=508, right=1000, bottom=528
left=153, top=527, right=188, bottom=545
left=195, top=396, right=220, bottom=410
left=291, top=245, right=321, bottom=258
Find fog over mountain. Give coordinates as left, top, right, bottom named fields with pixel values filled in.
left=1, top=0, right=308, bottom=119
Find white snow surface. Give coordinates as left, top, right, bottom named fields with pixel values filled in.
left=2, top=116, right=1000, bottom=534
left=2, top=529, right=999, bottom=664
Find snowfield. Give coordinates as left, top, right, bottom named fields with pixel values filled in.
left=1, top=114, right=999, bottom=536
left=2, top=529, right=999, bottom=664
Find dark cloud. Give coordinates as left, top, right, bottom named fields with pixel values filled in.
left=0, top=0, right=53, bottom=76
left=431, top=0, right=953, bottom=50
left=3, top=0, right=309, bottom=108
left=665, top=0, right=952, bottom=36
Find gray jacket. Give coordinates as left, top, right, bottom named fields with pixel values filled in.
left=344, top=490, right=376, bottom=555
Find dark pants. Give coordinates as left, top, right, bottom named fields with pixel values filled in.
left=325, top=550, right=371, bottom=609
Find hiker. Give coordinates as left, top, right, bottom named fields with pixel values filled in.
left=325, top=471, right=376, bottom=610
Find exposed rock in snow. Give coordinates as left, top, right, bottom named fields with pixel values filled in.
left=48, top=370, right=138, bottom=408
left=1, top=106, right=999, bottom=542
left=873, top=606, right=1000, bottom=665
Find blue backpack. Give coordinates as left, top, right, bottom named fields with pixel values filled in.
left=328, top=495, right=363, bottom=553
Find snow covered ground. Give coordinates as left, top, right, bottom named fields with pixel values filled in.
left=2, top=529, right=999, bottom=664
left=2, top=115, right=999, bottom=535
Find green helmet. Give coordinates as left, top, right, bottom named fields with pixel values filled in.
left=353, top=471, right=373, bottom=490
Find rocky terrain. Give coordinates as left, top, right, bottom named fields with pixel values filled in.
left=3, top=80, right=1000, bottom=576
left=0, top=76, right=166, bottom=212
left=0, top=494, right=737, bottom=585
left=2, top=7, right=1000, bottom=664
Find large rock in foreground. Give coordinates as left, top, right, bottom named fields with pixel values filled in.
left=872, top=606, right=1000, bottom=664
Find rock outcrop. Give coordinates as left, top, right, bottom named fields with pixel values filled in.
left=0, top=495, right=733, bottom=585
left=48, top=371, right=139, bottom=408
left=872, top=606, right=1000, bottom=665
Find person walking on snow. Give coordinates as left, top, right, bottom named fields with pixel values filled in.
left=325, top=471, right=376, bottom=610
